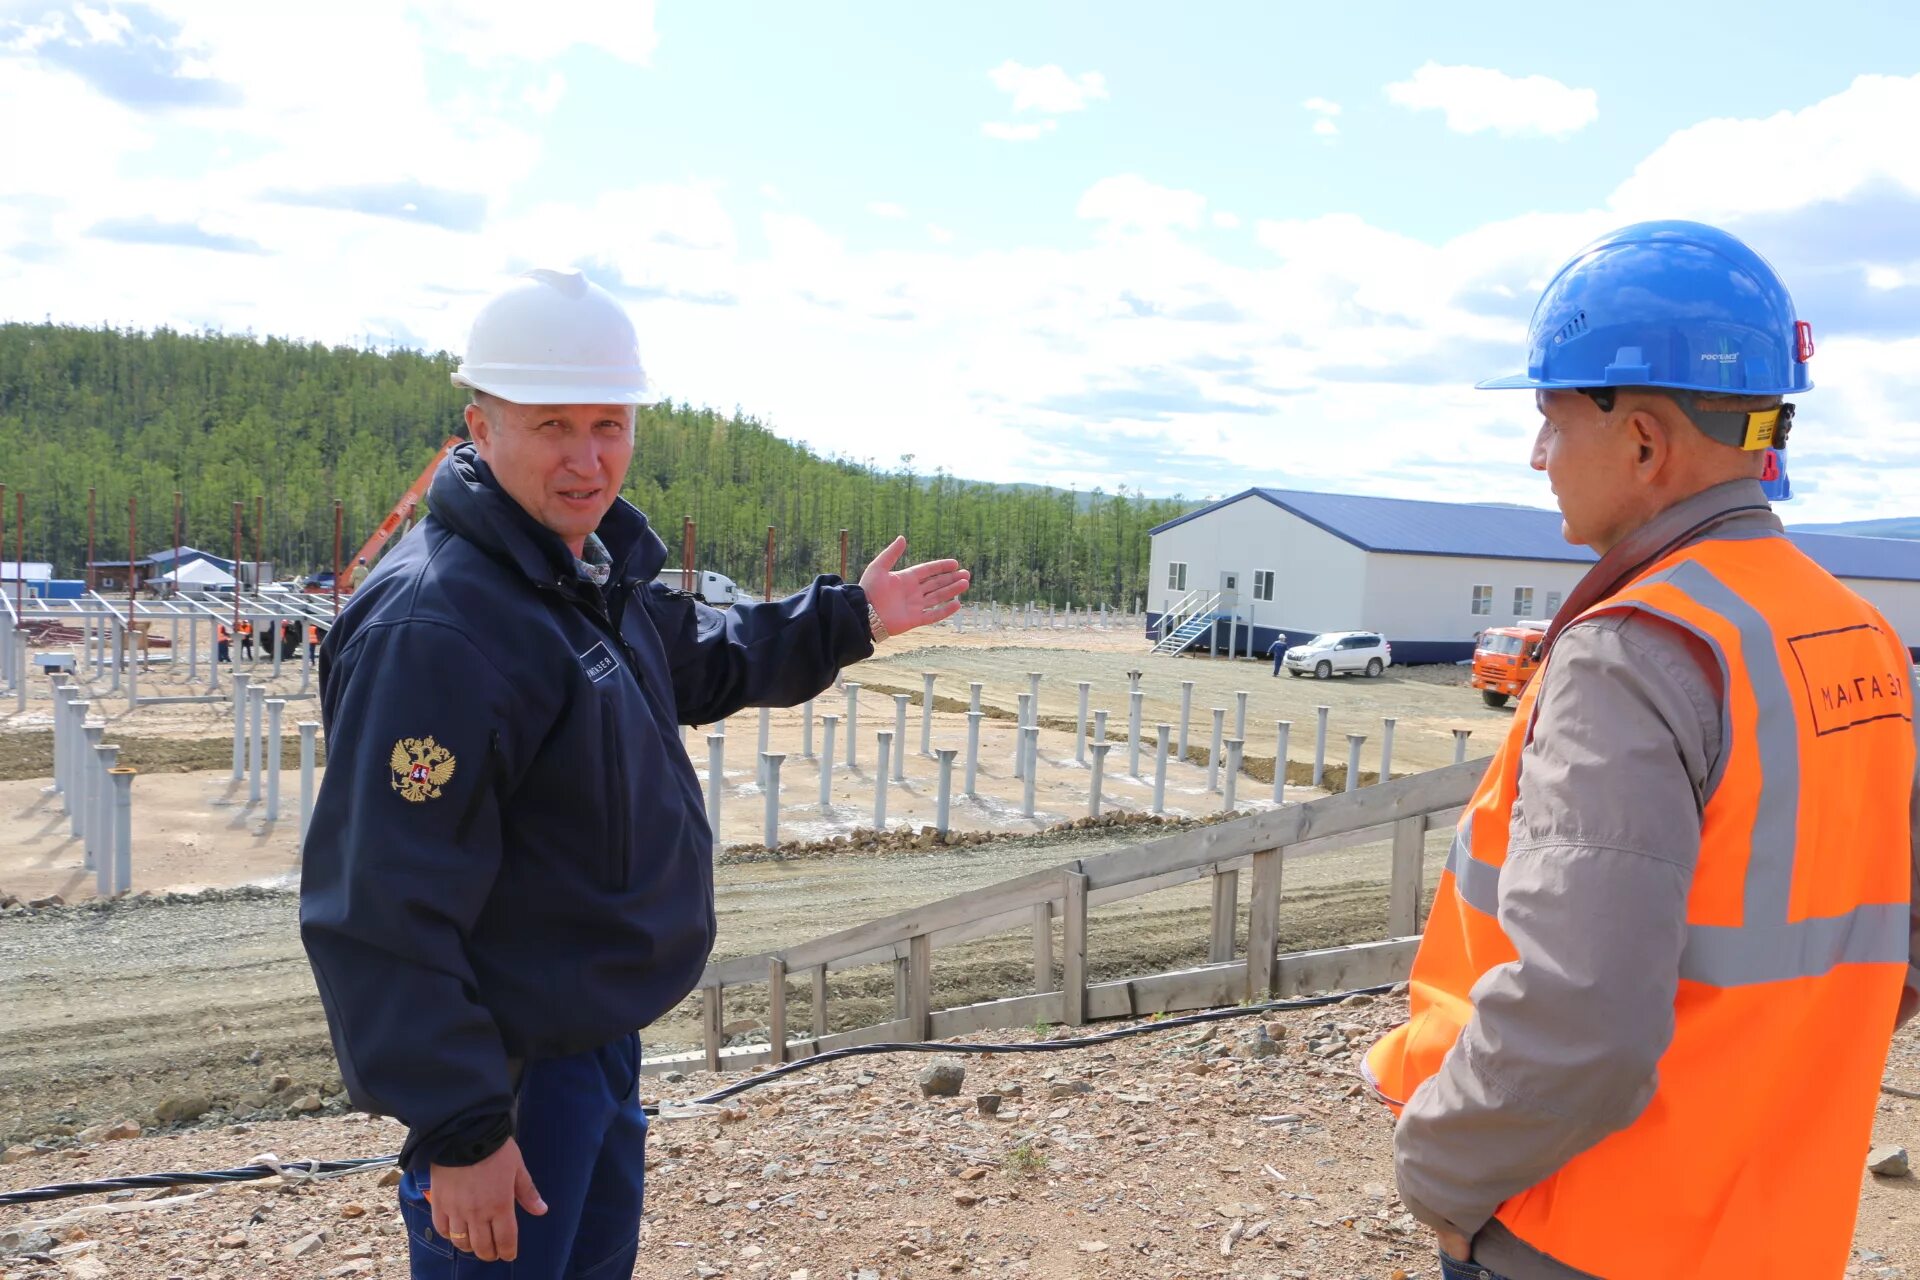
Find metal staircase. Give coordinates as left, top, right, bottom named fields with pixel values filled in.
left=1150, top=590, right=1222, bottom=655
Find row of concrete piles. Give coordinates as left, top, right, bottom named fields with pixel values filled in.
left=693, top=671, right=1476, bottom=850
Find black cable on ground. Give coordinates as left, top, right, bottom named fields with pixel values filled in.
left=0, top=985, right=1388, bottom=1208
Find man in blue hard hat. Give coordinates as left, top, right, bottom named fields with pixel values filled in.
left=1364, top=222, right=1920, bottom=1279
left=301, top=267, right=972, bottom=1277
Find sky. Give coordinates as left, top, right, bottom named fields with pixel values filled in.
left=3, top=1, right=1919, bottom=522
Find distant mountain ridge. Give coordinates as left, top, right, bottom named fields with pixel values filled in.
left=1789, top=516, right=1920, bottom=540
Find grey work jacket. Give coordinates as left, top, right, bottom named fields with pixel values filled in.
left=1392, top=479, right=1920, bottom=1280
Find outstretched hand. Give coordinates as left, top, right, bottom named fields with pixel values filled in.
left=859, top=537, right=971, bottom=638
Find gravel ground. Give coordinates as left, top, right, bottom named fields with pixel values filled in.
left=2, top=992, right=1914, bottom=1280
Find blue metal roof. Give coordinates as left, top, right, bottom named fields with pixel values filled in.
left=1149, top=487, right=1920, bottom=582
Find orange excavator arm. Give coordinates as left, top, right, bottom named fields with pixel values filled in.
left=345, top=434, right=463, bottom=586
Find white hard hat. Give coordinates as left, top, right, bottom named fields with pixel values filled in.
left=451, top=267, right=656, bottom=405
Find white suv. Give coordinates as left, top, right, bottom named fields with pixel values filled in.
left=1278, top=631, right=1392, bottom=679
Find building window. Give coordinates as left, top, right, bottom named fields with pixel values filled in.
left=1252, top=570, right=1275, bottom=602
left=1471, top=585, right=1492, bottom=616
left=1167, top=561, right=1188, bottom=591
left=1513, top=587, right=1535, bottom=617
left=1544, top=590, right=1563, bottom=616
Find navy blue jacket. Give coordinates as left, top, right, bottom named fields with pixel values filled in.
left=299, top=444, right=873, bottom=1169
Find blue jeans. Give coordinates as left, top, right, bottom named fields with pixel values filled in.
left=1439, top=1248, right=1511, bottom=1280
left=397, top=1034, right=647, bottom=1278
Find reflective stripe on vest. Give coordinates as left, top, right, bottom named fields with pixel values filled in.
left=1364, top=534, right=1914, bottom=1278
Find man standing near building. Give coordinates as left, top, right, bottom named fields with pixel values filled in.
left=1364, top=221, right=1919, bottom=1279
left=300, top=267, right=970, bottom=1276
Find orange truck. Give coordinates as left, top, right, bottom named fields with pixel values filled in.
left=1471, top=619, right=1549, bottom=708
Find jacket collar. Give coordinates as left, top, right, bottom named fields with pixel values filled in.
left=1547, top=478, right=1781, bottom=645
left=426, top=442, right=668, bottom=591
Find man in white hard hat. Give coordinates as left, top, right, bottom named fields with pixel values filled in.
left=301, top=267, right=970, bottom=1276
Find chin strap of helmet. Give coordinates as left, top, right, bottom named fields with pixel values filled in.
left=1580, top=387, right=1795, bottom=451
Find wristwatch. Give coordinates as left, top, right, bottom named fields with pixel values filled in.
left=866, top=603, right=889, bottom=644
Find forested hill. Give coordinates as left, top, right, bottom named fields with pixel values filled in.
left=0, top=323, right=1193, bottom=606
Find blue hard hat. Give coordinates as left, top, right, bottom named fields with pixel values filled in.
left=1478, top=220, right=1814, bottom=396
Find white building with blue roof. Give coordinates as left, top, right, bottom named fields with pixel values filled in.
left=1146, top=488, right=1920, bottom=664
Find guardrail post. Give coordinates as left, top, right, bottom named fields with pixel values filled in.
left=1061, top=871, right=1089, bottom=1026
left=920, top=673, right=936, bottom=757
left=934, top=749, right=956, bottom=834
left=1223, top=739, right=1243, bottom=812
left=1380, top=717, right=1396, bottom=783
left=874, top=731, right=892, bottom=828
left=818, top=714, right=838, bottom=809
left=265, top=699, right=285, bottom=821
left=1026, top=671, right=1041, bottom=725
left=1273, top=720, right=1292, bottom=804
left=1128, top=689, right=1143, bottom=776
left=801, top=698, right=815, bottom=759
left=1209, top=868, right=1240, bottom=963
left=968, top=681, right=982, bottom=715
left=1247, top=843, right=1285, bottom=999
left=844, top=683, right=861, bottom=768
left=1453, top=728, right=1472, bottom=765
left=110, top=766, right=135, bottom=895
left=1388, top=814, right=1427, bottom=936
left=1074, top=681, right=1090, bottom=765
left=1032, top=902, right=1054, bottom=994
left=907, top=933, right=932, bottom=1041
left=964, top=712, right=982, bottom=797
left=767, top=958, right=789, bottom=1065
left=1152, top=723, right=1170, bottom=815
left=1178, top=681, right=1194, bottom=757
left=1234, top=690, right=1248, bottom=741
left=1092, top=708, right=1107, bottom=751
left=299, top=721, right=318, bottom=846
left=1208, top=708, right=1225, bottom=793
left=706, top=733, right=725, bottom=847
left=1345, top=733, right=1366, bottom=793
left=762, top=753, right=784, bottom=848
left=811, top=965, right=829, bottom=1040
left=1021, top=726, right=1039, bottom=818
left=49, top=684, right=69, bottom=801
left=702, top=986, right=723, bottom=1072
left=1313, top=705, right=1330, bottom=787
left=891, top=694, right=909, bottom=781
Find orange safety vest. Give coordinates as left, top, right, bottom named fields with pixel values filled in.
left=308, top=625, right=319, bottom=644
left=1364, top=535, right=1914, bottom=1278
left=238, top=621, right=253, bottom=636
left=218, top=624, right=229, bottom=642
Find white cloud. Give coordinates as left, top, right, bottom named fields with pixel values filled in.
left=987, top=60, right=1108, bottom=114
left=1303, top=96, right=1341, bottom=138
left=867, top=201, right=907, bottom=219
left=522, top=72, right=567, bottom=115
left=981, top=120, right=1056, bottom=142
left=409, top=0, right=658, bottom=65
left=1077, top=175, right=1207, bottom=233
left=1386, top=62, right=1597, bottom=138
left=4, top=37, right=1919, bottom=525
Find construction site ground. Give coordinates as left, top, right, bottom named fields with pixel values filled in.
left=3, top=623, right=1915, bottom=1276
left=0, top=993, right=1913, bottom=1280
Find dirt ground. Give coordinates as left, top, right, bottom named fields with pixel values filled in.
left=1, top=993, right=1913, bottom=1280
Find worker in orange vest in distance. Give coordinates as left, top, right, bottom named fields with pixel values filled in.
left=1363, top=222, right=1919, bottom=1280
left=307, top=624, right=321, bottom=662
left=238, top=619, right=254, bottom=660
left=217, top=623, right=230, bottom=664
